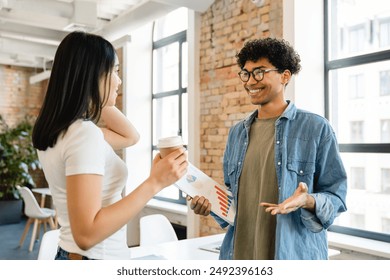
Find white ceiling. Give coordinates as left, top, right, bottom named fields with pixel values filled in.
left=0, top=0, right=214, bottom=69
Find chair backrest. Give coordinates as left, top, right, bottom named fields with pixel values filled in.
left=139, top=214, right=178, bottom=246
left=16, top=186, right=46, bottom=218
left=37, top=229, right=60, bottom=260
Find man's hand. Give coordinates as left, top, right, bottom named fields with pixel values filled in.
left=187, top=195, right=212, bottom=216
left=260, top=182, right=315, bottom=215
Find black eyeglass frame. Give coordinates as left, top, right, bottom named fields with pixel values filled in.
left=238, top=68, right=279, bottom=82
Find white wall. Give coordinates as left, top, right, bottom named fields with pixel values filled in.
left=123, top=23, right=154, bottom=246
left=283, top=0, right=325, bottom=116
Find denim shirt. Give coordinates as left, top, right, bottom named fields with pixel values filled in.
left=213, top=101, right=347, bottom=260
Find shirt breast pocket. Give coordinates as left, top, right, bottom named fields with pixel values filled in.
left=287, top=160, right=316, bottom=187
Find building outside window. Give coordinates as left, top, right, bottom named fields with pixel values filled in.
left=152, top=8, right=188, bottom=204
left=380, top=70, right=390, bottom=96
left=349, top=73, right=365, bottom=99
left=381, top=168, right=390, bottom=194
left=381, top=119, right=390, bottom=142
left=325, top=0, right=390, bottom=240
left=350, top=167, right=365, bottom=190
left=382, top=218, right=390, bottom=233
left=379, top=18, right=390, bottom=48
left=348, top=24, right=366, bottom=54
left=350, top=121, right=364, bottom=143
left=350, top=213, right=366, bottom=230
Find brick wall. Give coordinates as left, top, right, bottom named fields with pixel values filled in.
left=0, top=65, right=47, bottom=127
left=0, top=65, right=48, bottom=188
left=198, top=0, right=283, bottom=236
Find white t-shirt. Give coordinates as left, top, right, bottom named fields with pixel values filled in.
left=37, top=119, right=130, bottom=259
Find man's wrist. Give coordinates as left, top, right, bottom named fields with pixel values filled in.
left=303, top=194, right=316, bottom=212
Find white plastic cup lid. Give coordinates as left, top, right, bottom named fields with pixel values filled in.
left=157, top=136, right=184, bottom=148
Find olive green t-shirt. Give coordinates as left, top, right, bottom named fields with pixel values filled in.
left=233, top=117, right=279, bottom=260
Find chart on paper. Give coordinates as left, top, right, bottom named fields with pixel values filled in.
left=174, top=163, right=236, bottom=225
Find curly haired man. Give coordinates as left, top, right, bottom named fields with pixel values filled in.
left=190, top=38, right=347, bottom=260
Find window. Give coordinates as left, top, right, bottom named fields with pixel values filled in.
left=349, top=73, right=364, bottom=99
left=350, top=121, right=364, bottom=143
left=348, top=24, right=366, bottom=54
left=382, top=168, right=390, bottom=194
left=152, top=8, right=188, bottom=204
left=350, top=167, right=365, bottom=190
left=379, top=18, right=390, bottom=48
left=325, top=0, right=390, bottom=242
left=381, top=120, right=390, bottom=142
left=380, top=70, right=390, bottom=96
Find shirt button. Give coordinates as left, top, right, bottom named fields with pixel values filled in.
left=276, top=140, right=280, bottom=144
left=300, top=170, right=304, bottom=174
left=238, top=162, right=241, bottom=165
left=277, top=161, right=281, bottom=166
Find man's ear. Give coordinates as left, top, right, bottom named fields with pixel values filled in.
left=281, top=69, right=292, bottom=85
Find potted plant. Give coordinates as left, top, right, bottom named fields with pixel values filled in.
left=0, top=115, right=41, bottom=225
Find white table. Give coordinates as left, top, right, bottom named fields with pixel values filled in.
left=128, top=233, right=340, bottom=260
left=129, top=233, right=224, bottom=260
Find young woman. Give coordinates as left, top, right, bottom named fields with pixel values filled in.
left=32, top=31, right=187, bottom=260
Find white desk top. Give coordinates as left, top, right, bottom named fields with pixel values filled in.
left=129, top=233, right=224, bottom=260
left=128, top=232, right=340, bottom=260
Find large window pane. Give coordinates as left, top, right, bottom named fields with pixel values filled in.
left=152, top=8, right=188, bottom=205
left=326, top=0, right=390, bottom=242
left=152, top=96, right=179, bottom=145
left=328, top=0, right=390, bottom=60
left=328, top=60, right=390, bottom=144
left=153, top=7, right=188, bottom=41
left=153, top=43, right=179, bottom=93
left=334, top=153, right=390, bottom=234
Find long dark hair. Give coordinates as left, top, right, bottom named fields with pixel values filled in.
left=32, top=31, right=116, bottom=150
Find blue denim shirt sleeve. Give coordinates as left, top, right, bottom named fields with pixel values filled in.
left=300, top=129, right=347, bottom=232
left=301, top=122, right=347, bottom=232
left=300, top=194, right=333, bottom=233
left=210, top=212, right=229, bottom=228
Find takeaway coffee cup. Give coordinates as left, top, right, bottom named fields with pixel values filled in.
left=157, top=136, right=184, bottom=158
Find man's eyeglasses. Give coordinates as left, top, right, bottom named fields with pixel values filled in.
left=238, top=68, right=279, bottom=82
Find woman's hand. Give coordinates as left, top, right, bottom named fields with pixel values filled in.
left=260, top=182, right=315, bottom=215
left=148, top=148, right=188, bottom=191
left=100, top=106, right=140, bottom=149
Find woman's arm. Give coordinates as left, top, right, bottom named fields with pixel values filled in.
left=66, top=148, right=187, bottom=250
left=100, top=106, right=140, bottom=150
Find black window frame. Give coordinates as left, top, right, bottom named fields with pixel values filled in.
left=151, top=28, right=187, bottom=205
left=324, top=0, right=390, bottom=243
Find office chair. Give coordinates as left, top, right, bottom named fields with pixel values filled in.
left=139, top=214, right=178, bottom=246
left=37, top=229, right=60, bottom=260
left=16, top=186, right=57, bottom=252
